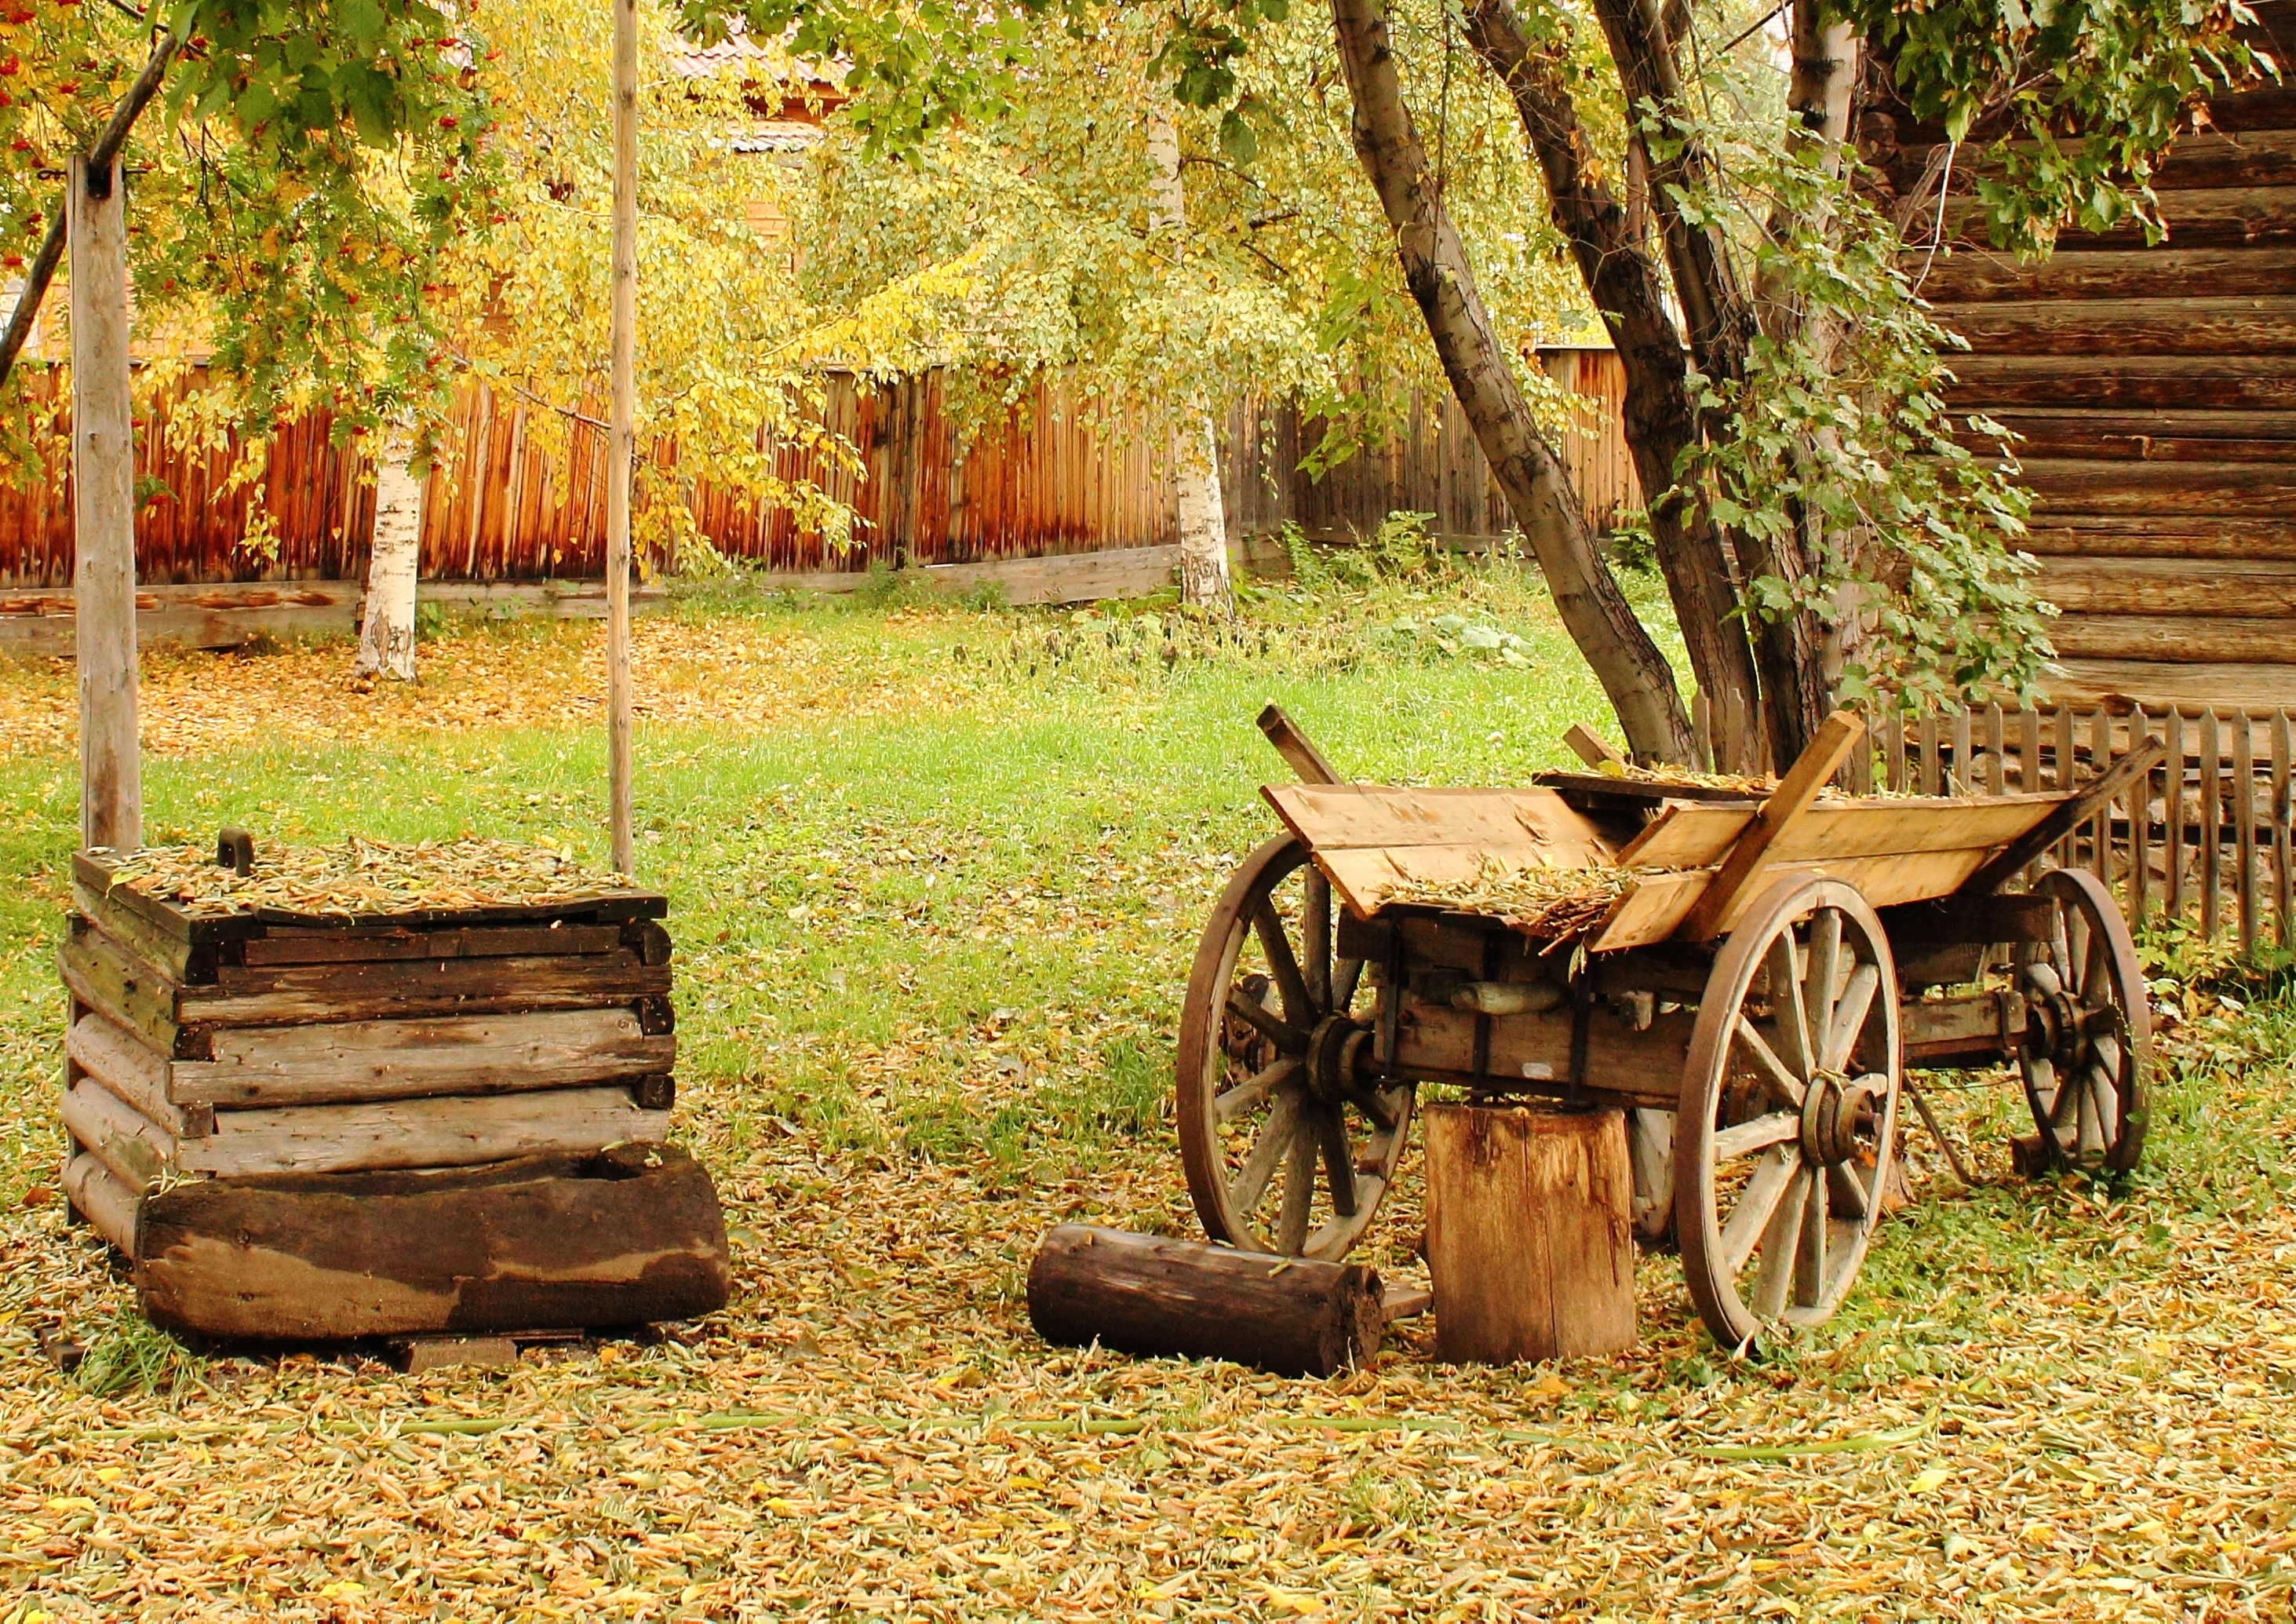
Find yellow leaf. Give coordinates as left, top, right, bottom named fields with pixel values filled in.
left=1906, top=1467, right=1950, bottom=1494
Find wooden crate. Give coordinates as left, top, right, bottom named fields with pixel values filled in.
left=57, top=850, right=724, bottom=1336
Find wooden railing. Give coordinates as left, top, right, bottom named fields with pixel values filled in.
left=1693, top=699, right=2296, bottom=954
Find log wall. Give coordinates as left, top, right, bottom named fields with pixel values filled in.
left=1869, top=0, right=2296, bottom=710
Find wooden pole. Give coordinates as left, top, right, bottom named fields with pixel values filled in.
left=69, top=154, right=140, bottom=853
left=605, top=0, right=638, bottom=877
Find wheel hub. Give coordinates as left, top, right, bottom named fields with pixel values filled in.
left=1304, top=1015, right=1372, bottom=1105
left=1799, top=1072, right=1879, bottom=1168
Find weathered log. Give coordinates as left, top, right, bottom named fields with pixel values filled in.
left=137, top=1144, right=731, bottom=1340
left=1423, top=1104, right=1635, bottom=1364
left=68, top=1008, right=204, bottom=1136
left=60, top=1075, right=175, bottom=1194
left=2052, top=614, right=2296, bottom=665
left=2035, top=559, right=2296, bottom=618
left=1973, top=411, right=2296, bottom=465
left=1934, top=296, right=2296, bottom=358
left=63, top=1150, right=141, bottom=1258
left=173, top=1008, right=676, bottom=1108
left=237, top=922, right=625, bottom=966
left=1922, top=246, right=2296, bottom=305
left=1948, top=356, right=2296, bottom=412
left=1026, top=1224, right=1385, bottom=1378
left=2021, top=460, right=2296, bottom=516
left=2024, top=519, right=2296, bottom=558
left=176, top=1085, right=671, bottom=1179
left=2049, top=659, right=2296, bottom=710
left=192, top=949, right=670, bottom=1023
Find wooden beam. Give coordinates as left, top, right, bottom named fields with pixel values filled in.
left=2035, top=559, right=2296, bottom=618
left=69, top=153, right=139, bottom=852
left=1947, top=356, right=2296, bottom=412
left=1967, top=736, right=2167, bottom=894
left=2051, top=615, right=2296, bottom=666
left=1933, top=296, right=2296, bottom=359
left=1562, top=723, right=1626, bottom=768
left=1676, top=711, right=1864, bottom=941
left=1255, top=703, right=1347, bottom=786
left=606, top=0, right=638, bottom=878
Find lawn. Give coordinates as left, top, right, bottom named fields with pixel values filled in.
left=0, top=561, right=2291, bottom=1622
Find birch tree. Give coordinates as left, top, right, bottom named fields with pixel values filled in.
left=1146, top=112, right=1232, bottom=616
left=354, top=435, right=422, bottom=681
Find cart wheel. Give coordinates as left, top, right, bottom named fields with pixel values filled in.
left=1177, top=837, right=1414, bottom=1260
left=2015, top=867, right=2150, bottom=1173
left=1676, top=876, right=1902, bottom=1351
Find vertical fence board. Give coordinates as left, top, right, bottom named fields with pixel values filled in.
left=1917, top=714, right=1941, bottom=796
left=2090, top=708, right=2114, bottom=886
left=2201, top=711, right=2222, bottom=941
left=1884, top=714, right=1906, bottom=793
left=1951, top=710, right=1972, bottom=797
left=2275, top=712, right=2293, bottom=949
left=2166, top=710, right=2186, bottom=921
left=1847, top=715, right=1873, bottom=795
left=2133, top=708, right=2155, bottom=923
left=2236, top=715, right=2258, bottom=955
left=1985, top=705, right=2006, bottom=797
left=2053, top=705, right=2077, bottom=866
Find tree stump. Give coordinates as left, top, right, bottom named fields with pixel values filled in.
left=1027, top=1225, right=1384, bottom=1377
left=1423, top=1103, right=1636, bottom=1364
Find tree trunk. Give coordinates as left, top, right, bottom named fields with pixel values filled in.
left=1464, top=0, right=1762, bottom=772
left=1329, top=0, right=1692, bottom=764
left=354, top=436, right=422, bottom=681
left=1148, top=114, right=1235, bottom=615
left=70, top=153, right=140, bottom=853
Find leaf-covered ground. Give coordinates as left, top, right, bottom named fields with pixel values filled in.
left=0, top=575, right=2291, bottom=1622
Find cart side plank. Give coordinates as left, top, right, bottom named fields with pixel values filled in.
left=1590, top=848, right=1995, bottom=953
left=1266, top=786, right=1616, bottom=862
left=174, top=1086, right=672, bottom=1178
left=173, top=1009, right=679, bottom=1108
left=1617, top=795, right=2059, bottom=870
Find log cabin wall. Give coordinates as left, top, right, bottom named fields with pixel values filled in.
left=1869, top=0, right=2296, bottom=713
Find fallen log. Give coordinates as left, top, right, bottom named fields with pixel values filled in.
left=1027, top=1224, right=1384, bottom=1378
left=137, top=1143, right=729, bottom=1341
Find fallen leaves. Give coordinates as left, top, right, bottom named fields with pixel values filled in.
left=96, top=835, right=643, bottom=919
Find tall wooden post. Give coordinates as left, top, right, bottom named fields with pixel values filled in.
left=605, top=0, right=638, bottom=876
left=69, top=154, right=140, bottom=852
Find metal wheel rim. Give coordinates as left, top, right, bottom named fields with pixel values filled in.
left=1675, top=876, right=1902, bottom=1352
left=2016, top=867, right=2151, bottom=1173
left=1176, top=836, right=1413, bottom=1260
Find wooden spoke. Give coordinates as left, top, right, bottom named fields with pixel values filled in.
left=1224, top=989, right=1310, bottom=1054
left=1177, top=837, right=1415, bottom=1260
left=1276, top=1132, right=1316, bottom=1254
left=1794, top=1166, right=1828, bottom=1310
left=1713, top=1111, right=1798, bottom=1162
left=1215, top=1056, right=1300, bottom=1125
left=1823, top=963, right=1880, bottom=1075
left=1230, top=1092, right=1303, bottom=1215
left=1314, top=1106, right=1358, bottom=1218
left=1804, top=907, right=1842, bottom=1046
left=1678, top=875, right=1901, bottom=1351
left=1719, top=1146, right=1799, bottom=1277
left=1749, top=1166, right=1810, bottom=1320
left=1735, top=1016, right=1806, bottom=1110
left=1766, top=934, right=1814, bottom=1080
left=1251, top=900, right=1318, bottom=1028
left=1303, top=872, right=1332, bottom=1009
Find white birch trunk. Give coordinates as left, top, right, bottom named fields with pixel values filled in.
left=1146, top=113, right=1233, bottom=615
left=354, top=438, right=422, bottom=681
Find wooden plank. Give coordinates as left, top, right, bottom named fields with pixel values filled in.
left=136, top=1144, right=730, bottom=1341
left=176, top=1009, right=676, bottom=1108
left=1616, top=793, right=2057, bottom=871
left=2025, top=463, right=2296, bottom=518
left=1692, top=692, right=1714, bottom=775
left=1984, top=413, right=2296, bottom=465
left=1986, top=704, right=2006, bottom=796
left=1951, top=710, right=1973, bottom=797
left=1884, top=712, right=1907, bottom=792
left=1563, top=724, right=1625, bottom=768
left=1389, top=999, right=1693, bottom=1107
left=174, top=1086, right=672, bottom=1179
left=59, top=917, right=185, bottom=1058
left=1917, top=244, right=2296, bottom=304
left=2049, top=660, right=2296, bottom=713
left=67, top=1009, right=199, bottom=1137
left=1673, top=717, right=1879, bottom=940
left=1879, top=893, right=2056, bottom=951
left=237, top=923, right=625, bottom=966
left=2167, top=708, right=2187, bottom=920
left=2025, top=524, right=2296, bottom=560
left=1903, top=994, right=2021, bottom=1069
left=60, top=1076, right=175, bottom=1195
left=180, top=952, right=670, bottom=1028
left=2091, top=708, right=2115, bottom=886
left=63, top=1151, right=140, bottom=1260
left=1590, top=847, right=1995, bottom=953
left=1529, top=772, right=1761, bottom=805
left=1947, top=355, right=2296, bottom=413
left=2054, top=705, right=2077, bottom=864
left=1968, top=738, right=2168, bottom=895
left=2202, top=710, right=2222, bottom=940
left=2018, top=706, right=2041, bottom=801
left=1256, top=703, right=1347, bottom=786
left=1917, top=713, right=1941, bottom=795
left=2237, top=713, right=2259, bottom=954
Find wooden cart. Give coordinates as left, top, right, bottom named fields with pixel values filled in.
left=1177, top=710, right=2163, bottom=1350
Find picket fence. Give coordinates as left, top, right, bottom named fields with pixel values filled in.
left=1689, top=699, right=2296, bottom=956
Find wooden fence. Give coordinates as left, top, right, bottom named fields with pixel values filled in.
left=1694, top=701, right=2296, bottom=953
